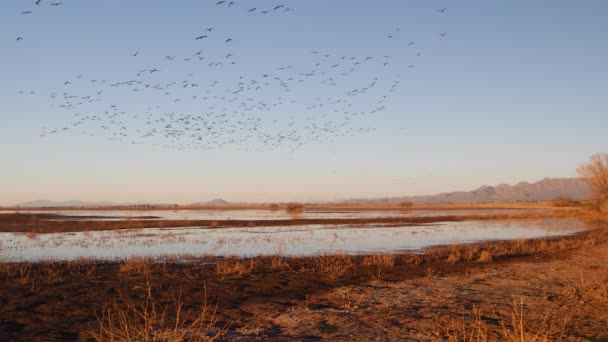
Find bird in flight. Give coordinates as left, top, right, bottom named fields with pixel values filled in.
left=216, top=1, right=226, bottom=5
left=225, top=38, right=232, bottom=43
left=248, top=8, right=256, bottom=12
left=34, top=0, right=42, bottom=4
left=440, top=32, right=447, bottom=37
left=196, top=35, right=208, bottom=40
left=274, top=5, right=285, bottom=11
left=16, top=37, right=24, bottom=41
left=437, top=8, right=447, bottom=13
left=21, top=11, right=33, bottom=14
left=50, top=2, right=63, bottom=6
left=133, top=50, right=139, bottom=57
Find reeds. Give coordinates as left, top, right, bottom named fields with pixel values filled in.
left=315, top=254, right=353, bottom=280
left=87, top=283, right=226, bottom=341
left=215, top=258, right=254, bottom=280
left=435, top=298, right=571, bottom=342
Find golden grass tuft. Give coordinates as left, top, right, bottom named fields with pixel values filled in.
left=362, top=254, right=396, bottom=268
left=119, top=257, right=154, bottom=277
left=477, top=250, right=493, bottom=263
left=285, top=202, right=304, bottom=212
left=87, top=283, right=226, bottom=341
left=215, top=258, right=255, bottom=280
left=329, top=287, right=365, bottom=311
left=315, top=254, right=354, bottom=280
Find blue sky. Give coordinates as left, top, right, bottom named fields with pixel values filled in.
left=1, top=0, right=607, bottom=205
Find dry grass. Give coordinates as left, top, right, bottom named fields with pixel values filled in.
left=497, top=298, right=571, bottom=342
left=477, top=250, right=493, bottom=263
left=363, top=254, right=396, bottom=284
left=269, top=256, right=291, bottom=271
left=315, top=254, right=354, bottom=280
left=87, top=283, right=226, bottom=341
left=119, top=257, right=154, bottom=277
left=215, top=258, right=255, bottom=280
left=285, top=202, right=304, bottom=212
left=435, top=304, right=488, bottom=342
left=551, top=196, right=580, bottom=208
left=398, top=201, right=414, bottom=208
left=435, top=298, right=572, bottom=342
left=362, top=254, right=396, bottom=268
left=329, top=287, right=365, bottom=311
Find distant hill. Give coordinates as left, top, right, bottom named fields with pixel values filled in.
left=189, top=199, right=230, bottom=206
left=345, top=178, right=589, bottom=204
left=11, top=198, right=231, bottom=208
left=15, top=200, right=119, bottom=208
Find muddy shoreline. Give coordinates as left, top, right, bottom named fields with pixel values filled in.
left=0, top=211, right=579, bottom=233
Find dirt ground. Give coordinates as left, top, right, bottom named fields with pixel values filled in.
left=1, top=226, right=607, bottom=341
left=260, top=242, right=608, bottom=341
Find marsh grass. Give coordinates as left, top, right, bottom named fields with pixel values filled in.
left=329, top=287, right=365, bottom=311
left=215, top=258, right=255, bottom=280
left=1, top=226, right=606, bottom=284
left=436, top=298, right=572, bottom=342
left=315, top=254, right=354, bottom=280
left=285, top=203, right=304, bottom=212
left=87, top=283, right=226, bottom=341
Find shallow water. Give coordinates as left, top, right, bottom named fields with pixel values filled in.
left=0, top=218, right=588, bottom=261
left=2, top=208, right=549, bottom=221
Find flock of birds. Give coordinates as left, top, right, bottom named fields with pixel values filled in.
left=14, top=1, right=450, bottom=151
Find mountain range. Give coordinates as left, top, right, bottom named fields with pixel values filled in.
left=344, top=178, right=589, bottom=204
left=8, top=178, right=589, bottom=207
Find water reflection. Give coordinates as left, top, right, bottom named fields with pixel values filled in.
left=1, top=208, right=549, bottom=221
left=0, top=218, right=588, bottom=262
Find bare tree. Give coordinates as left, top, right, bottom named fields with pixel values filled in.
left=578, top=153, right=608, bottom=212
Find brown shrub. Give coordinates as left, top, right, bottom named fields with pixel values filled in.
left=578, top=153, right=608, bottom=213
left=270, top=256, right=290, bottom=271
left=286, top=203, right=304, bottom=212
left=551, top=196, right=579, bottom=207
left=477, top=250, right=493, bottom=263
left=329, top=287, right=365, bottom=311
left=215, top=259, right=254, bottom=279
left=119, top=257, right=153, bottom=277
left=362, top=254, right=396, bottom=268
left=398, top=201, right=414, bottom=208
left=87, top=283, right=226, bottom=341
left=316, top=255, right=353, bottom=280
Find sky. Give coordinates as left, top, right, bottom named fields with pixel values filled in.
left=1, top=0, right=607, bottom=206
